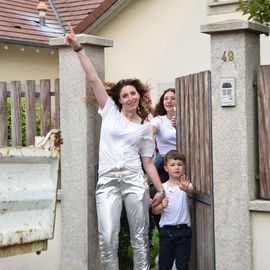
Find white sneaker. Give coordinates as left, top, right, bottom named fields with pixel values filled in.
left=154, top=255, right=159, bottom=266
left=171, top=260, right=177, bottom=270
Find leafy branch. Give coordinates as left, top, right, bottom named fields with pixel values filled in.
left=237, top=0, right=270, bottom=26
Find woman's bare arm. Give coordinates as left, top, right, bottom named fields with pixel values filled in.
left=64, top=24, right=108, bottom=108
left=151, top=125, right=157, bottom=135
left=142, top=156, right=164, bottom=207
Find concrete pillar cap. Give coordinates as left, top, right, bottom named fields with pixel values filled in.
left=49, top=34, right=113, bottom=48
left=200, top=19, right=269, bottom=35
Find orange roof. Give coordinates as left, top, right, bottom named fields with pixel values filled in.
left=0, top=0, right=118, bottom=47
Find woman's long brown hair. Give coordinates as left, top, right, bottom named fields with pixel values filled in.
left=153, top=88, right=175, bottom=117
left=85, top=78, right=152, bottom=120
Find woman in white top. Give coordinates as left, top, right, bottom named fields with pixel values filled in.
left=65, top=24, right=164, bottom=270
left=151, top=89, right=176, bottom=182
left=150, top=89, right=176, bottom=230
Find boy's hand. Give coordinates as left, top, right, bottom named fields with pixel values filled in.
left=177, top=175, right=190, bottom=192
left=162, top=198, right=169, bottom=209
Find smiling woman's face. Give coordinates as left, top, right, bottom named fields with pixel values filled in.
left=119, top=85, right=140, bottom=112
left=163, top=91, right=176, bottom=113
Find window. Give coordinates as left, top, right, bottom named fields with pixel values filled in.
left=208, top=0, right=240, bottom=15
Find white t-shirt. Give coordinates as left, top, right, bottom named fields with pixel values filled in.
left=159, top=181, right=192, bottom=228
left=98, top=96, right=154, bottom=176
left=150, top=115, right=176, bottom=155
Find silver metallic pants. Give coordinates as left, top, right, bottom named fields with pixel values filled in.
left=96, top=170, right=150, bottom=270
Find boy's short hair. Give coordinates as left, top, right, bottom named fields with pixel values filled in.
left=164, top=150, right=185, bottom=165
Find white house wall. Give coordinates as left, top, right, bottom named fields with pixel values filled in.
left=95, top=0, right=270, bottom=103
left=252, top=212, right=270, bottom=270
left=95, top=0, right=211, bottom=103
left=0, top=44, right=59, bottom=85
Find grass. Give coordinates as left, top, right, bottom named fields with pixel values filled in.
left=150, top=227, right=159, bottom=267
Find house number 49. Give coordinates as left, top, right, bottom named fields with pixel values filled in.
left=222, top=51, right=234, bottom=62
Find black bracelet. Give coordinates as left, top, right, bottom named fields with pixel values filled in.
left=74, top=44, right=83, bottom=52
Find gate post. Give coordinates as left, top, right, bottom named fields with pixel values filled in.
left=201, top=20, right=268, bottom=269
left=50, top=35, right=113, bottom=270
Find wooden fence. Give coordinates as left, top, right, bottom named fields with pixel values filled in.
left=258, top=65, right=270, bottom=199
left=0, top=79, right=60, bottom=147
left=0, top=78, right=61, bottom=188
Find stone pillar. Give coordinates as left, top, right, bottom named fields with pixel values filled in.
left=201, top=20, right=269, bottom=270
left=50, top=35, right=113, bottom=270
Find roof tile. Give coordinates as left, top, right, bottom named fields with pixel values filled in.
left=0, top=0, right=118, bottom=46
left=0, top=0, right=62, bottom=46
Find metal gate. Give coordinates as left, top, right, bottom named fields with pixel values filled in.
left=175, top=70, right=215, bottom=269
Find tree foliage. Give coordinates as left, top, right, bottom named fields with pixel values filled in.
left=237, top=0, right=270, bottom=28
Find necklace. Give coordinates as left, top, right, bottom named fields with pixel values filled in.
left=167, top=181, right=177, bottom=196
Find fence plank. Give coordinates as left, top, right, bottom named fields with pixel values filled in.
left=176, top=78, right=181, bottom=150
left=258, top=65, right=270, bottom=199
left=40, top=79, right=51, bottom=136
left=10, top=81, right=22, bottom=147
left=193, top=73, right=201, bottom=192
left=0, top=81, right=8, bottom=146
left=185, top=76, right=191, bottom=177
left=196, top=201, right=212, bottom=269
left=180, top=77, right=186, bottom=153
left=54, top=78, right=60, bottom=129
left=204, top=72, right=211, bottom=196
left=189, top=75, right=196, bottom=185
left=199, top=73, right=206, bottom=193
left=25, top=80, right=36, bottom=146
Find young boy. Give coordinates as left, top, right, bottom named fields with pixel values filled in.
left=152, top=150, right=194, bottom=270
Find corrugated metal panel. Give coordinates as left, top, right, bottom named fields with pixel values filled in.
left=0, top=129, right=60, bottom=257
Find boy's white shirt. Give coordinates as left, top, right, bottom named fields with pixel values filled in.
left=159, top=181, right=192, bottom=228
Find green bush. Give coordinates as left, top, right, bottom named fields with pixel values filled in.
left=7, top=97, right=41, bottom=146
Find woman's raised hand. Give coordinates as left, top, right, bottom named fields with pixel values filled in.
left=64, top=23, right=80, bottom=51
left=64, top=23, right=108, bottom=108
